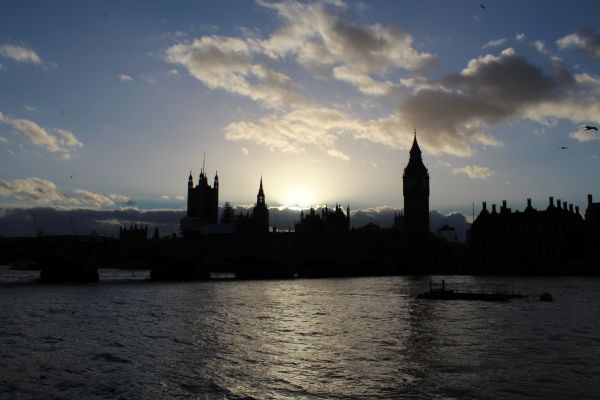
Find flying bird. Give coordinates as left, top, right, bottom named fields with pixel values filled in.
left=584, top=125, right=598, bottom=131
left=558, top=146, right=569, bottom=150
left=480, top=3, right=486, bottom=9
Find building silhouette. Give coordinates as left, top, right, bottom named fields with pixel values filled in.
left=180, top=163, right=219, bottom=234
left=585, top=194, right=600, bottom=263
left=403, top=131, right=430, bottom=238
left=469, top=197, right=585, bottom=264
left=295, top=204, right=350, bottom=236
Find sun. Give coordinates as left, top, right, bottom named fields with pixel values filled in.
left=280, top=185, right=314, bottom=208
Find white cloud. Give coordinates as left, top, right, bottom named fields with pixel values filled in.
left=160, top=195, right=170, bottom=200
left=483, top=38, right=506, bottom=49
left=117, top=74, right=133, bottom=81
left=168, top=68, right=179, bottom=76
left=0, top=44, right=41, bottom=64
left=533, top=40, right=547, bottom=54
left=140, top=74, right=158, bottom=85
left=570, top=128, right=600, bottom=142
left=24, top=105, right=35, bottom=112
left=0, top=136, right=7, bottom=144
left=55, top=128, right=83, bottom=148
left=452, top=165, right=495, bottom=179
left=0, top=177, right=73, bottom=204
left=332, top=65, right=399, bottom=95
left=73, top=189, right=115, bottom=208
left=175, top=195, right=185, bottom=201
left=0, top=111, right=83, bottom=157
left=515, top=33, right=526, bottom=41
left=109, top=194, right=134, bottom=206
left=557, top=28, right=600, bottom=58
left=327, top=148, right=350, bottom=161
left=241, top=147, right=249, bottom=155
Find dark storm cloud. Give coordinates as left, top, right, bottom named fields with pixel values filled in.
left=397, top=48, right=599, bottom=155
left=0, top=206, right=471, bottom=242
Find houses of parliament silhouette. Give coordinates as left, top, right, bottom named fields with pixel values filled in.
left=3, top=130, right=599, bottom=282
left=180, top=131, right=431, bottom=240
left=176, top=129, right=600, bottom=270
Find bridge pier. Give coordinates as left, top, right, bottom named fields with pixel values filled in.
left=40, top=264, right=99, bottom=283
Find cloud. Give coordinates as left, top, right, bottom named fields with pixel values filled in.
left=332, top=65, right=400, bottom=95
left=175, top=195, right=185, bottom=201
left=483, top=38, right=506, bottom=49
left=0, top=43, right=42, bottom=64
left=165, top=35, right=306, bottom=109
left=261, top=0, right=436, bottom=74
left=0, top=111, right=83, bottom=157
left=140, top=74, right=158, bottom=85
left=168, top=68, right=179, bottom=76
left=0, top=204, right=472, bottom=242
left=557, top=27, right=600, bottom=58
left=0, top=177, right=136, bottom=209
left=452, top=165, right=495, bottom=179
left=515, top=33, right=526, bottom=41
left=117, top=74, right=133, bottom=81
left=570, top=128, right=600, bottom=142
left=0, top=177, right=73, bottom=204
left=241, top=147, right=249, bottom=155
left=533, top=40, right=547, bottom=54
left=24, top=105, right=36, bottom=112
left=395, top=48, right=600, bottom=156
left=73, top=189, right=115, bottom=208
left=326, top=148, right=350, bottom=161
left=0, top=136, right=7, bottom=144
left=55, top=128, right=83, bottom=148
left=109, top=194, right=135, bottom=206
left=163, top=4, right=600, bottom=160
left=164, top=0, right=435, bottom=109
left=0, top=62, right=5, bottom=71
left=160, top=195, right=170, bottom=200
left=0, top=207, right=186, bottom=237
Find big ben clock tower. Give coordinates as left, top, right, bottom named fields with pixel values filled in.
left=403, top=130, right=430, bottom=238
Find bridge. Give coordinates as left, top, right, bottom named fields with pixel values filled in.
left=0, top=231, right=444, bottom=282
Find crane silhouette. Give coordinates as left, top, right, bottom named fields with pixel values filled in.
left=584, top=125, right=598, bottom=131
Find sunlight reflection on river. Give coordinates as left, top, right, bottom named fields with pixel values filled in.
left=1, top=273, right=599, bottom=399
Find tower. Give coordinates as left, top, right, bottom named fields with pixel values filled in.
left=181, top=157, right=220, bottom=235
left=403, top=130, right=430, bottom=238
left=252, top=176, right=269, bottom=232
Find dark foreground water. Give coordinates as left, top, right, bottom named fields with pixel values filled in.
left=1, top=270, right=599, bottom=399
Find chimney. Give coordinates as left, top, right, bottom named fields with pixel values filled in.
left=563, top=202, right=568, bottom=211
left=557, top=199, right=562, bottom=209
left=482, top=201, right=487, bottom=211
left=502, top=200, right=507, bottom=209
left=569, top=204, right=574, bottom=213
left=527, top=198, right=532, bottom=209
left=492, top=204, right=497, bottom=213
left=549, top=196, right=554, bottom=207
left=576, top=206, right=580, bottom=214
left=589, top=194, right=593, bottom=206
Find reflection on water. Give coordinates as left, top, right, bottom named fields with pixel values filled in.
left=1, top=274, right=599, bottom=399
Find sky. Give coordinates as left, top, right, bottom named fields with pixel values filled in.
left=1, top=0, right=600, bottom=222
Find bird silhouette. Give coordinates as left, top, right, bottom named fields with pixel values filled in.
left=480, top=3, right=486, bottom=9
left=584, top=125, right=598, bottom=131
left=558, top=146, right=569, bottom=150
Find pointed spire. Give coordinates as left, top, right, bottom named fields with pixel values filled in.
left=410, top=128, right=421, bottom=157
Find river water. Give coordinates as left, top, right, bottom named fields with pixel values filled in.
left=1, top=269, right=599, bottom=399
